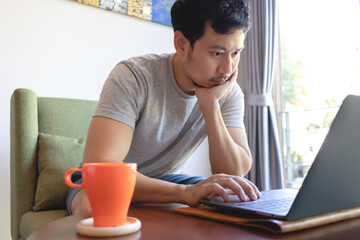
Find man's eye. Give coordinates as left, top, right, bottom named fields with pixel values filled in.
left=233, top=51, right=239, bottom=56
left=214, top=52, right=222, bottom=57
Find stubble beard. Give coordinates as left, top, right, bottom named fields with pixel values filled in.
left=189, top=74, right=231, bottom=88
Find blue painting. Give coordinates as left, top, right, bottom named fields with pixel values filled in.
left=77, top=0, right=176, bottom=27
left=151, top=0, right=175, bottom=26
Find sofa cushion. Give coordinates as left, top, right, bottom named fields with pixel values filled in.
left=33, top=133, right=85, bottom=211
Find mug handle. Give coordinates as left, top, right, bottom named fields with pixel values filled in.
left=64, top=168, right=84, bottom=189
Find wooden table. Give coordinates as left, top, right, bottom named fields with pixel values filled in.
left=28, top=204, right=360, bottom=240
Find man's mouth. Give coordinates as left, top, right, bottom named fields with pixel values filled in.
left=193, top=77, right=230, bottom=89
left=212, top=78, right=231, bottom=86
left=211, top=74, right=230, bottom=82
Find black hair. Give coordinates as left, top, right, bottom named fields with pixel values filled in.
left=171, top=0, right=251, bottom=47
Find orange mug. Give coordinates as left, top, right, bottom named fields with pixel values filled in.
left=64, top=162, right=137, bottom=227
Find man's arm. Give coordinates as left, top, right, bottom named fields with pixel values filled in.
left=205, top=108, right=251, bottom=176
left=195, top=71, right=252, bottom=177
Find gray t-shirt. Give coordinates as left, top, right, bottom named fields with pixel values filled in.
left=94, top=53, right=245, bottom=178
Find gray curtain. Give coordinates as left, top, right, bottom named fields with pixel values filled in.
left=241, top=0, right=284, bottom=190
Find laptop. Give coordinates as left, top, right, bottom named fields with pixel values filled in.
left=199, top=95, right=360, bottom=221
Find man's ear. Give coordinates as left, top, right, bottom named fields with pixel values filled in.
left=173, top=31, right=188, bottom=57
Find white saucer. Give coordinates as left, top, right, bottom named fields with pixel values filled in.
left=76, top=217, right=141, bottom=237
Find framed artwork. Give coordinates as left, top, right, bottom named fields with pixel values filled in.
left=77, top=0, right=176, bottom=26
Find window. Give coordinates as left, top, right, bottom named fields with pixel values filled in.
left=278, top=0, right=360, bottom=188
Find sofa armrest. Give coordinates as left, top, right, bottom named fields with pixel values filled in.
left=10, top=88, right=39, bottom=240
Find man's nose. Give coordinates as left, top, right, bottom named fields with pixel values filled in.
left=218, top=56, right=233, bottom=75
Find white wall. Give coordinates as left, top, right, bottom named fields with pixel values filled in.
left=0, top=0, right=210, bottom=238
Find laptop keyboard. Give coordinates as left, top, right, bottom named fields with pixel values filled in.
left=235, top=198, right=293, bottom=214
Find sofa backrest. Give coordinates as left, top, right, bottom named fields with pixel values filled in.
left=10, top=88, right=97, bottom=240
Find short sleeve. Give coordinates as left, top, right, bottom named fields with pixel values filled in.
left=94, top=63, right=147, bottom=129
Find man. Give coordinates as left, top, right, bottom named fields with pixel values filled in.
left=66, top=0, right=261, bottom=216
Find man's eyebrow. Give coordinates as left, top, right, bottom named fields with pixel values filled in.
left=209, top=45, right=244, bottom=52
left=209, top=45, right=228, bottom=51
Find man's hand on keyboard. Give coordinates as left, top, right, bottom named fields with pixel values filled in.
left=181, top=173, right=261, bottom=207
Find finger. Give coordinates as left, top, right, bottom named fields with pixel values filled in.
left=206, top=192, right=218, bottom=200
left=205, top=183, right=231, bottom=202
left=210, top=174, right=253, bottom=201
left=232, top=176, right=259, bottom=201
left=200, top=175, right=253, bottom=202
left=242, top=178, right=262, bottom=198
left=229, top=178, right=250, bottom=201
left=226, top=189, right=236, bottom=195
left=213, top=177, right=248, bottom=202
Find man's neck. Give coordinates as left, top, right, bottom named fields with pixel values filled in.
left=172, top=53, right=196, bottom=96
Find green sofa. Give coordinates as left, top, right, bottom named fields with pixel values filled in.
left=10, top=88, right=97, bottom=240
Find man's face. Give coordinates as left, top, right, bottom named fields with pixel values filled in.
left=183, top=23, right=245, bottom=89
